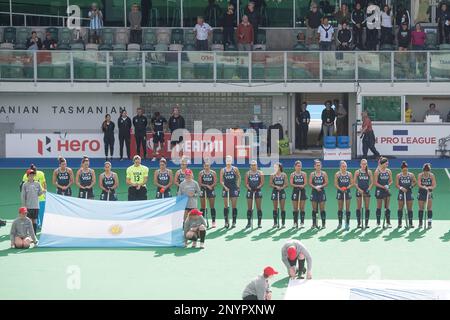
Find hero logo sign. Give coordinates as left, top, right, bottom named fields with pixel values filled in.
left=37, top=137, right=101, bottom=155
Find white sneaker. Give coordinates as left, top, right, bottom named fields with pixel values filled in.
left=211, top=221, right=217, bottom=228
left=151, top=157, right=156, bottom=161
left=191, top=241, right=197, bottom=248
left=199, top=242, right=205, bottom=249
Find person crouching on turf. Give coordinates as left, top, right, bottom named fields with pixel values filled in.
left=396, top=161, right=416, bottom=228
left=21, top=169, right=46, bottom=233
left=178, top=169, right=201, bottom=221
left=290, top=160, right=308, bottom=229
left=198, top=159, right=217, bottom=227
left=53, top=156, right=74, bottom=196
left=184, top=209, right=207, bottom=249
left=245, top=160, right=264, bottom=229
left=334, top=160, right=353, bottom=230
left=374, top=157, right=393, bottom=228
left=353, top=158, right=373, bottom=229
left=270, top=162, right=288, bottom=228
left=76, top=156, right=96, bottom=199
left=281, top=239, right=312, bottom=280
left=99, top=161, right=119, bottom=201
left=154, top=158, right=173, bottom=199
left=220, top=155, right=241, bottom=229
left=309, top=159, right=328, bottom=229
left=417, top=163, right=437, bottom=229
left=10, top=207, right=37, bottom=249
left=242, top=266, right=278, bottom=300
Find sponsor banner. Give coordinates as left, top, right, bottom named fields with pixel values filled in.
left=185, top=52, right=249, bottom=66
left=0, top=93, right=132, bottom=130
left=356, top=124, right=448, bottom=156
left=323, top=148, right=352, bottom=161
left=430, top=53, right=450, bottom=79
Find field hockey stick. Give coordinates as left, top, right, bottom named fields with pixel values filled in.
left=297, top=186, right=301, bottom=223
left=382, top=187, right=390, bottom=229
left=403, top=190, right=408, bottom=228
left=85, top=188, right=88, bottom=200
left=204, top=188, right=209, bottom=229
left=424, top=189, right=430, bottom=230
left=227, top=188, right=230, bottom=210
left=343, top=188, right=347, bottom=229
left=361, top=190, right=365, bottom=229
left=252, top=190, right=256, bottom=230
left=277, top=190, right=280, bottom=228
left=107, top=189, right=110, bottom=201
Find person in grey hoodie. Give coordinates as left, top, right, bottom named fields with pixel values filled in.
left=129, top=4, right=142, bottom=44
left=281, top=239, right=313, bottom=280
left=242, top=266, right=278, bottom=300
left=10, top=207, right=37, bottom=249
left=177, top=169, right=200, bottom=220
left=184, top=209, right=207, bottom=249
left=21, top=169, right=45, bottom=233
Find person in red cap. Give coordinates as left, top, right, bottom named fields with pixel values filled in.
left=177, top=168, right=201, bottom=221
left=10, top=207, right=37, bottom=249
left=21, top=169, right=46, bottom=233
left=242, top=266, right=278, bottom=300
left=281, top=239, right=312, bottom=280
left=334, top=160, right=353, bottom=230
left=183, top=209, right=207, bottom=249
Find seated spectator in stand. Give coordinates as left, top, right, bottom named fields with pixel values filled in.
left=222, top=4, right=236, bottom=46
left=204, top=0, right=222, bottom=27
left=295, top=32, right=308, bottom=50
left=351, top=2, right=366, bottom=50
left=423, top=103, right=443, bottom=121
left=129, top=4, right=142, bottom=44
left=236, top=15, right=254, bottom=51
left=334, top=3, right=351, bottom=30
left=194, top=16, right=213, bottom=51
left=306, top=3, right=323, bottom=45
left=244, top=1, right=260, bottom=41
left=26, top=31, right=42, bottom=50
left=337, top=21, right=352, bottom=50
left=411, top=23, right=426, bottom=50
left=318, top=17, right=334, bottom=51
left=380, top=4, right=393, bottom=46
left=184, top=209, right=207, bottom=249
left=10, top=207, right=37, bottom=249
left=42, top=31, right=57, bottom=50
left=398, top=22, right=411, bottom=51
left=88, top=3, right=103, bottom=44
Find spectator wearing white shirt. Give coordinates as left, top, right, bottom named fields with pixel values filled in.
left=194, top=16, right=213, bottom=51
left=88, top=3, right=103, bottom=44
left=318, top=17, right=334, bottom=51
left=380, top=5, right=393, bottom=45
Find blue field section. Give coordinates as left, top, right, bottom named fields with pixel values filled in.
left=1, top=157, right=449, bottom=169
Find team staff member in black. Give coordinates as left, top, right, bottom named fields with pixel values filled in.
left=150, top=111, right=167, bottom=160
left=296, top=102, right=310, bottom=150
left=168, top=105, right=186, bottom=147
left=118, top=109, right=132, bottom=161
left=101, top=114, right=115, bottom=161
left=133, top=107, right=148, bottom=159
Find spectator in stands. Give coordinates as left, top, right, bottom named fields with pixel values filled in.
left=295, top=32, right=308, bottom=50
left=222, top=3, right=236, bottom=46
left=437, top=2, right=450, bottom=44
left=10, top=207, right=37, bottom=249
left=194, top=16, right=213, bottom=51
left=361, top=111, right=380, bottom=159
left=129, top=4, right=142, bottom=44
left=88, top=3, right=103, bottom=44
left=423, top=103, right=443, bottom=121
left=411, top=23, right=426, bottom=50
left=351, top=2, right=366, bottom=50
left=118, top=109, right=132, bottom=160
left=334, top=3, right=351, bottom=30
left=133, top=107, right=148, bottom=159
left=42, top=31, right=57, bottom=50
left=395, top=4, right=410, bottom=28
left=102, top=114, right=115, bottom=161
left=318, top=17, right=334, bottom=51
left=244, top=1, right=260, bottom=41
left=26, top=31, right=42, bottom=51
left=204, top=0, right=222, bottom=27
left=236, top=15, right=254, bottom=51
left=141, top=0, right=152, bottom=27
left=169, top=105, right=186, bottom=148
left=337, top=21, right=352, bottom=50
left=306, top=3, right=323, bottom=45
left=365, top=2, right=381, bottom=51
left=398, top=22, right=411, bottom=51
left=336, top=103, right=347, bottom=135
left=296, top=102, right=310, bottom=150
left=405, top=102, right=415, bottom=123
left=321, top=100, right=336, bottom=139
left=380, top=4, right=393, bottom=46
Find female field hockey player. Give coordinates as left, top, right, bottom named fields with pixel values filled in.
left=417, top=163, right=437, bottom=229
left=290, top=160, right=308, bottom=229
left=174, top=156, right=189, bottom=191
left=52, top=157, right=74, bottom=196
left=220, top=155, right=241, bottom=229
left=353, top=159, right=373, bottom=229
left=245, top=160, right=265, bottom=229
left=198, top=160, right=217, bottom=227
left=99, top=161, right=119, bottom=201
left=374, top=157, right=393, bottom=228
left=309, top=160, right=328, bottom=229
left=154, top=158, right=173, bottom=198
left=334, top=161, right=353, bottom=230
left=395, top=161, right=416, bottom=228
left=76, top=156, right=96, bottom=200
left=270, top=162, right=288, bottom=228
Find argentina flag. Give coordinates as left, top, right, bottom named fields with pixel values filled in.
left=38, top=193, right=188, bottom=248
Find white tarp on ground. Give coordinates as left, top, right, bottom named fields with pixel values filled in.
left=284, top=280, right=450, bottom=300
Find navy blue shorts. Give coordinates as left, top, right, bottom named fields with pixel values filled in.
left=375, top=188, right=390, bottom=199
left=271, top=189, right=286, bottom=201
left=156, top=189, right=172, bottom=199
left=398, top=191, right=413, bottom=201
left=310, top=190, right=326, bottom=203
left=418, top=189, right=433, bottom=202
left=337, top=190, right=352, bottom=200
left=356, top=190, right=371, bottom=198
left=79, top=188, right=94, bottom=199
left=291, top=188, right=307, bottom=201
left=200, top=188, right=216, bottom=198
left=222, top=188, right=240, bottom=198
left=100, top=191, right=117, bottom=201
left=57, top=187, right=72, bottom=196
left=246, top=190, right=262, bottom=199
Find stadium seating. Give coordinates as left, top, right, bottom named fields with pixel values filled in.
left=337, top=136, right=350, bottom=148
left=57, top=28, right=72, bottom=50
left=14, top=27, right=30, bottom=50
left=170, top=28, right=184, bottom=44
left=99, top=28, right=114, bottom=51
left=3, top=27, right=16, bottom=44
left=324, top=136, right=337, bottom=148
left=46, top=27, right=59, bottom=42
left=141, top=29, right=157, bottom=51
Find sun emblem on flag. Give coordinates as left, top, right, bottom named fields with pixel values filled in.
left=109, top=224, right=123, bottom=235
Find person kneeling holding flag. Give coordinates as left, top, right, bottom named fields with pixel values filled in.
left=281, top=239, right=312, bottom=280
left=184, top=209, right=207, bottom=249
left=10, top=207, right=37, bottom=249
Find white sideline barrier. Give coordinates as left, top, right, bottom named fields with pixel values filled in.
left=284, top=280, right=450, bottom=300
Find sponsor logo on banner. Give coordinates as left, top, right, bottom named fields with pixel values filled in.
left=323, top=148, right=352, bottom=161
left=38, top=136, right=52, bottom=155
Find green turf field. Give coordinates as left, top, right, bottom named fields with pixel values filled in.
left=0, top=168, right=449, bottom=300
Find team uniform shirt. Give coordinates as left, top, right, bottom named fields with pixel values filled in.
left=310, top=171, right=326, bottom=202
left=151, top=116, right=167, bottom=143
left=126, top=165, right=149, bottom=187
left=222, top=167, right=240, bottom=198
left=271, top=173, right=287, bottom=200
left=336, top=171, right=352, bottom=200
left=246, top=170, right=263, bottom=199
left=398, top=173, right=414, bottom=201
left=176, top=169, right=186, bottom=186
left=100, top=173, right=117, bottom=201
left=291, top=172, right=307, bottom=201
left=156, top=169, right=172, bottom=198
left=418, top=173, right=434, bottom=201
left=55, top=168, right=72, bottom=196
left=78, top=169, right=95, bottom=199
left=200, top=170, right=216, bottom=198
left=22, top=170, right=46, bottom=201
left=355, top=169, right=371, bottom=197
left=375, top=169, right=391, bottom=199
